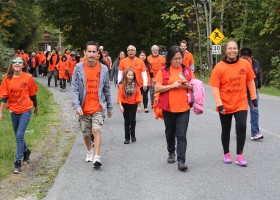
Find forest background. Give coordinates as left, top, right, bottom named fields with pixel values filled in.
left=0, top=0, right=279, bottom=88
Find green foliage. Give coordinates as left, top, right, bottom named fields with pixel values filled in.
left=0, top=82, right=58, bottom=179
left=268, top=56, right=280, bottom=89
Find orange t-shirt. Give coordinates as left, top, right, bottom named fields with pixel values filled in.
left=82, top=62, right=102, bottom=115
left=36, top=53, right=45, bottom=65
left=68, top=59, right=77, bottom=77
left=208, top=59, right=256, bottom=113
left=147, top=54, right=166, bottom=77
left=48, top=55, right=58, bottom=71
left=117, top=83, right=142, bottom=104
left=21, top=53, right=29, bottom=65
left=0, top=72, right=38, bottom=114
left=182, top=52, right=194, bottom=67
left=119, top=57, right=146, bottom=87
left=31, top=57, right=36, bottom=68
left=154, top=66, right=195, bottom=112
left=57, top=60, right=69, bottom=79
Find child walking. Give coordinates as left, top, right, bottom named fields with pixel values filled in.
left=57, top=55, right=69, bottom=91
left=118, top=68, right=142, bottom=144
left=0, top=55, right=39, bottom=173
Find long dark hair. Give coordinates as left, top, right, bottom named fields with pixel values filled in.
left=139, top=50, right=151, bottom=71
left=50, top=49, right=60, bottom=65
left=165, top=45, right=184, bottom=70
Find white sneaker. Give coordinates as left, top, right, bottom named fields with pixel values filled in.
left=93, top=155, right=102, bottom=168
left=251, top=134, right=264, bottom=141
left=85, top=152, right=93, bottom=162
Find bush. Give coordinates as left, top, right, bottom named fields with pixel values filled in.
left=268, top=56, right=280, bottom=89
left=0, top=41, right=14, bottom=82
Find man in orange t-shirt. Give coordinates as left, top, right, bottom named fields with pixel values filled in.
left=72, top=41, right=113, bottom=168
left=147, top=45, right=166, bottom=108
left=208, top=41, right=257, bottom=167
left=180, top=40, right=195, bottom=72
left=118, top=45, right=148, bottom=90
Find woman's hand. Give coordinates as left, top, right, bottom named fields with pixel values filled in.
left=171, top=80, right=182, bottom=88
left=34, top=106, right=38, bottom=115
left=137, top=105, right=141, bottom=113
left=119, top=105, right=124, bottom=113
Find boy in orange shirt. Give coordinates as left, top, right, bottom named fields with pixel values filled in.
left=118, top=68, right=142, bottom=144
left=57, top=55, right=69, bottom=91
left=0, top=55, right=39, bottom=174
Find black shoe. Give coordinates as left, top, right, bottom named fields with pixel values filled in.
left=178, top=162, right=188, bottom=171
left=167, top=153, right=176, bottom=163
left=14, top=160, right=22, bottom=174
left=124, top=140, right=130, bottom=144
left=23, top=149, right=31, bottom=163
left=131, top=137, right=136, bottom=142
left=55, top=85, right=58, bottom=87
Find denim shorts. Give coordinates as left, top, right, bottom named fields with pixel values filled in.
left=79, top=111, right=104, bottom=137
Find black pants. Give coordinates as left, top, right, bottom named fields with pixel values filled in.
left=140, top=86, right=150, bottom=109
left=219, top=110, right=247, bottom=155
left=163, top=110, right=190, bottom=164
left=60, top=79, right=66, bottom=89
left=30, top=67, right=37, bottom=77
left=123, top=103, right=137, bottom=140
left=47, top=70, right=58, bottom=87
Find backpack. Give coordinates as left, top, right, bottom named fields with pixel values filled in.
left=187, top=79, right=205, bottom=115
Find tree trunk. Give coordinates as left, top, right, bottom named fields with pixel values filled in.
left=193, top=0, right=203, bottom=73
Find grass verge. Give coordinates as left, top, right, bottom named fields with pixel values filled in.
left=0, top=82, right=58, bottom=179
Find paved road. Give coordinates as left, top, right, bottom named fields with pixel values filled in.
left=37, top=77, right=280, bottom=200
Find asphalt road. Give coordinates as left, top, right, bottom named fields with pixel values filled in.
left=39, top=77, right=280, bottom=200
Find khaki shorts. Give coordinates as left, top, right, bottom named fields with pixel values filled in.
left=79, top=111, right=104, bottom=137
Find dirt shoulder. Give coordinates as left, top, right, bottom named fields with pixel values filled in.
left=0, top=77, right=79, bottom=200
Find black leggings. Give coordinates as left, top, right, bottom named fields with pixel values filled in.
left=219, top=110, right=247, bottom=155
left=140, top=86, right=150, bottom=109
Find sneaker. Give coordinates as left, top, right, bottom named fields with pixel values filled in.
left=223, top=152, right=232, bottom=164
left=178, top=162, right=188, bottom=171
left=23, top=149, right=31, bottom=163
left=251, top=134, right=263, bottom=141
left=144, top=108, right=149, bottom=113
left=131, top=137, right=136, bottom=142
left=235, top=154, right=247, bottom=167
left=167, top=153, right=176, bottom=163
left=124, top=139, right=129, bottom=144
left=93, top=155, right=102, bottom=168
left=14, top=160, right=22, bottom=174
left=85, top=151, right=93, bottom=162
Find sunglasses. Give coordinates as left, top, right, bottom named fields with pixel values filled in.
left=12, top=60, right=24, bottom=64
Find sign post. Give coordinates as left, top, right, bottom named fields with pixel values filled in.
left=209, top=28, right=225, bottom=66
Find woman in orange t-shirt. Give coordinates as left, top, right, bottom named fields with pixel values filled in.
left=208, top=41, right=257, bottom=167
left=154, top=46, right=194, bottom=172
left=47, top=49, right=60, bottom=87
left=118, top=68, right=142, bottom=144
left=0, top=55, right=38, bottom=174
left=57, top=55, right=69, bottom=91
left=139, top=51, right=151, bottom=113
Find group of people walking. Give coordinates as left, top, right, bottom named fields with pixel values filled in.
left=0, top=39, right=263, bottom=174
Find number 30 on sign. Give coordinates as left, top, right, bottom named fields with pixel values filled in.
left=212, top=45, right=221, bottom=55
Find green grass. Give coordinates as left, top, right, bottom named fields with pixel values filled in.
left=0, top=82, right=58, bottom=179
left=259, top=86, right=280, bottom=97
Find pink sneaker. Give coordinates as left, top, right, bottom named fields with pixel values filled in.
left=223, top=152, right=232, bottom=164
left=235, top=154, right=247, bottom=166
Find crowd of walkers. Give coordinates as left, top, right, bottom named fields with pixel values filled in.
left=0, top=39, right=263, bottom=174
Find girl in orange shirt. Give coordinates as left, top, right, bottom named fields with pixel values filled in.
left=118, top=68, right=142, bottom=144
left=139, top=51, right=151, bottom=113
left=0, top=55, right=38, bottom=174
left=154, top=46, right=194, bottom=171
left=57, top=55, right=69, bottom=91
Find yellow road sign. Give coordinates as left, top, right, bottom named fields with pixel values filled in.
left=209, top=28, right=225, bottom=45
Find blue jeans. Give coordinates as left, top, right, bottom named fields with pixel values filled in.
left=11, top=110, right=32, bottom=161
left=248, top=90, right=260, bottom=136
left=163, top=110, right=190, bottom=164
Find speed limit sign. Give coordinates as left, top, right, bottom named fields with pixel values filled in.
left=212, top=45, right=221, bottom=54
